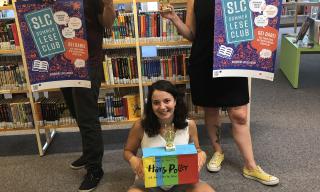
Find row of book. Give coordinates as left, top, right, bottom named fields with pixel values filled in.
left=0, top=97, right=33, bottom=129
left=102, top=47, right=191, bottom=85
left=34, top=93, right=141, bottom=126
left=0, top=20, right=20, bottom=50
left=0, top=56, right=26, bottom=90
left=0, top=92, right=206, bottom=129
left=141, top=54, right=189, bottom=82
left=103, top=9, right=186, bottom=44
left=138, top=10, right=186, bottom=39
left=33, top=90, right=204, bottom=127
left=34, top=97, right=75, bottom=127
left=103, top=55, right=139, bottom=85
left=100, top=93, right=141, bottom=122
left=106, top=13, right=136, bottom=40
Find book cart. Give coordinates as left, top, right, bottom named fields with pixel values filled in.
left=1, top=0, right=251, bottom=156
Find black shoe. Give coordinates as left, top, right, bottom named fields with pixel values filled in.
left=78, top=169, right=104, bottom=192
left=70, top=156, right=87, bottom=170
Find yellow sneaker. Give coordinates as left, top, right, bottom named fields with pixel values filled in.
left=207, top=151, right=224, bottom=172
left=243, top=166, right=279, bottom=186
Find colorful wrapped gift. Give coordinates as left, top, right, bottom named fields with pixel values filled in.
left=142, top=144, right=198, bottom=188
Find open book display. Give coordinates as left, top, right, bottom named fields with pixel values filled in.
left=294, top=17, right=314, bottom=43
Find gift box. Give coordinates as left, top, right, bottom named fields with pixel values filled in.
left=142, top=144, right=198, bottom=188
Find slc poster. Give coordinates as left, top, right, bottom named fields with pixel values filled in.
left=214, top=0, right=282, bottom=81
left=15, top=0, right=90, bottom=91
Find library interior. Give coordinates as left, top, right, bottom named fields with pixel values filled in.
left=1, top=0, right=320, bottom=191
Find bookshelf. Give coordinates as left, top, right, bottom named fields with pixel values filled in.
left=0, top=48, right=20, bottom=54
left=281, top=1, right=320, bottom=32
left=2, top=0, right=237, bottom=156
left=0, top=5, right=14, bottom=11
left=0, top=2, right=32, bottom=133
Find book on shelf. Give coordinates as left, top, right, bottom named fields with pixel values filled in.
left=36, top=96, right=75, bottom=127
left=0, top=97, right=33, bottom=129
left=104, top=11, right=135, bottom=43
left=0, top=56, right=27, bottom=90
left=138, top=9, right=186, bottom=41
left=103, top=52, right=138, bottom=85
left=103, top=9, right=187, bottom=44
left=122, top=94, right=140, bottom=120
left=141, top=47, right=190, bottom=82
left=0, top=20, right=19, bottom=50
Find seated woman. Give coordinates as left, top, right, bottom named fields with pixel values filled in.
left=123, top=80, right=215, bottom=192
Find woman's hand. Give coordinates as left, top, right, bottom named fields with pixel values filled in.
left=159, top=4, right=176, bottom=21
left=197, top=150, right=207, bottom=172
left=129, top=156, right=144, bottom=179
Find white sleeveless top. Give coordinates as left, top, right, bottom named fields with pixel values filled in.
left=141, top=120, right=190, bottom=149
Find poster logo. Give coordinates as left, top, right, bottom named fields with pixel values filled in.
left=221, top=0, right=254, bottom=44
left=25, top=8, right=65, bottom=59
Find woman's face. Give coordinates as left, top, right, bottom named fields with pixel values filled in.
left=151, top=90, right=176, bottom=121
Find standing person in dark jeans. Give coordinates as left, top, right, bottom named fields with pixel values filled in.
left=42, top=0, right=115, bottom=191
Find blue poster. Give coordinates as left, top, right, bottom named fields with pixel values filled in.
left=214, top=0, right=282, bottom=81
left=15, top=0, right=90, bottom=91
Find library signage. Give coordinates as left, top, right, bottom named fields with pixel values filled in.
left=214, top=0, right=282, bottom=81
left=15, top=0, right=90, bottom=91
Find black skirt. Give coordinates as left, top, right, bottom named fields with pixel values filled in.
left=188, top=65, right=249, bottom=108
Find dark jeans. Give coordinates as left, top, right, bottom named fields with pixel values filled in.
left=61, top=64, right=103, bottom=171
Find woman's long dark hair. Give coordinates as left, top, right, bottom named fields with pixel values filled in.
left=141, top=80, right=188, bottom=137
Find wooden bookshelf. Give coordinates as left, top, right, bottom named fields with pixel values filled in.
left=142, top=80, right=189, bottom=86
left=0, top=88, right=28, bottom=94
left=0, top=49, right=21, bottom=55
left=103, top=42, right=136, bottom=49
left=0, top=5, right=14, bottom=10
left=30, top=83, right=140, bottom=93
left=101, top=82, right=140, bottom=88
left=103, top=39, right=191, bottom=48
left=140, top=39, right=191, bottom=46
left=39, top=119, right=137, bottom=130
left=0, top=127, right=34, bottom=132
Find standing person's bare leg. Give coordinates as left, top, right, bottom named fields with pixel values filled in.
left=228, top=105, right=279, bottom=186
left=205, top=107, right=225, bottom=172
